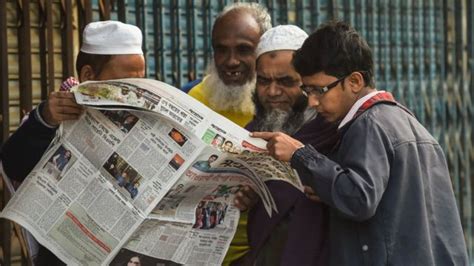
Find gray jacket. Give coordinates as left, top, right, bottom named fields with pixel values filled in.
left=291, top=103, right=469, bottom=265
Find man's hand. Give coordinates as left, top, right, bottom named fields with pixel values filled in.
left=233, top=186, right=258, bottom=211
left=250, top=131, right=304, bottom=162
left=304, top=186, right=321, bottom=203
left=42, top=91, right=84, bottom=126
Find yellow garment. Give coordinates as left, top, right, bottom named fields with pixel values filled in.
left=188, top=78, right=253, bottom=265
left=188, top=79, right=254, bottom=127
left=223, top=211, right=249, bottom=265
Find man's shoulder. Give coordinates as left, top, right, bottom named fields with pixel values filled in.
left=349, top=102, right=406, bottom=129
left=349, top=103, right=436, bottom=147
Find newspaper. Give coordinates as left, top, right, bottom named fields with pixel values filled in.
left=0, top=78, right=303, bottom=265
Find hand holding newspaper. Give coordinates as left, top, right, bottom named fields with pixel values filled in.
left=0, top=79, right=303, bottom=265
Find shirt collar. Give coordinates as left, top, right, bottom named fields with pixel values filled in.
left=338, top=90, right=385, bottom=129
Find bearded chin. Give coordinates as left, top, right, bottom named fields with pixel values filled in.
left=252, top=92, right=316, bottom=135
left=202, top=62, right=256, bottom=114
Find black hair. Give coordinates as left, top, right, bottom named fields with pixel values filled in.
left=75, top=51, right=113, bottom=77
left=126, top=255, right=142, bottom=265
left=293, top=20, right=375, bottom=87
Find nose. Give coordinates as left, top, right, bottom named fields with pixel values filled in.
left=267, top=82, right=282, bottom=97
left=307, top=94, right=320, bottom=108
left=225, top=50, right=240, bottom=68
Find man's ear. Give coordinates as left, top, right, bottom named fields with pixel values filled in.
left=348, top=72, right=365, bottom=93
left=79, top=65, right=95, bottom=82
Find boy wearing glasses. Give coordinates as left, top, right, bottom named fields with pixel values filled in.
left=252, top=21, right=468, bottom=265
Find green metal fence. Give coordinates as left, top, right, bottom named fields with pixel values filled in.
left=1, top=0, right=473, bottom=263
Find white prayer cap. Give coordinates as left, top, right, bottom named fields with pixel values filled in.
left=256, top=25, right=308, bottom=58
left=80, top=20, right=143, bottom=55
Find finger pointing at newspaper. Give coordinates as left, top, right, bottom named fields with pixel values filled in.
left=250, top=132, right=305, bottom=162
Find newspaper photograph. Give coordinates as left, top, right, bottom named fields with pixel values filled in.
left=1, top=78, right=302, bottom=265
left=116, top=209, right=240, bottom=266
left=149, top=147, right=271, bottom=222
left=110, top=248, right=180, bottom=266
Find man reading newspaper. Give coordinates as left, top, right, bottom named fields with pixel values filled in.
left=0, top=20, right=146, bottom=265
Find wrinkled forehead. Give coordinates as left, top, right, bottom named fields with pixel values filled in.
left=257, top=51, right=300, bottom=76
left=257, top=50, right=294, bottom=64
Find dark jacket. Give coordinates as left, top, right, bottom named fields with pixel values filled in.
left=1, top=103, right=56, bottom=182
left=245, top=116, right=338, bottom=265
left=291, top=102, right=469, bottom=265
left=1, top=102, right=65, bottom=266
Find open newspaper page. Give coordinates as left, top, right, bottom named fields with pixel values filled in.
left=116, top=147, right=302, bottom=265
left=0, top=106, right=210, bottom=265
left=0, top=78, right=300, bottom=265
left=234, top=152, right=303, bottom=190
left=112, top=148, right=247, bottom=265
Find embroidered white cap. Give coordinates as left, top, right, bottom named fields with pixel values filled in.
left=80, top=20, right=143, bottom=55
left=256, top=25, right=308, bottom=58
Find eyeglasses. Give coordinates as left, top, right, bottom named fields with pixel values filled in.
left=300, top=75, right=348, bottom=96
left=257, top=75, right=301, bottom=88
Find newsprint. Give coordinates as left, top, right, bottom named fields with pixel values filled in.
left=0, top=79, right=303, bottom=265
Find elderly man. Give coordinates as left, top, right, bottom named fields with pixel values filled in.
left=181, top=3, right=272, bottom=265
left=182, top=2, right=271, bottom=127
left=244, top=25, right=338, bottom=265
left=247, top=25, right=316, bottom=134
left=0, top=20, right=145, bottom=266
